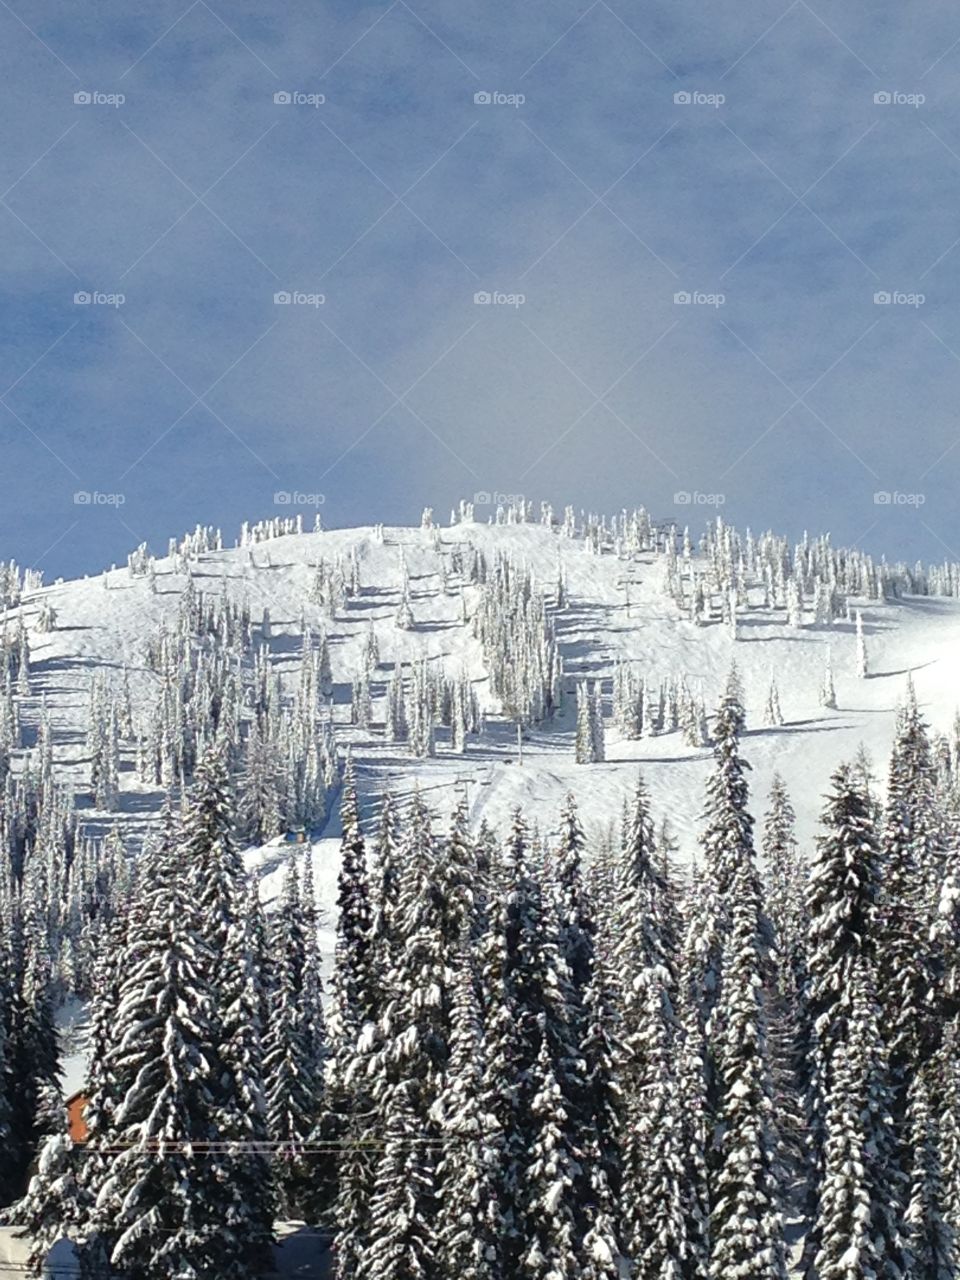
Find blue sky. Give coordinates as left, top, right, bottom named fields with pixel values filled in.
left=3, top=0, right=960, bottom=576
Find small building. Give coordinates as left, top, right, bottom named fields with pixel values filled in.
left=284, top=826, right=308, bottom=844
left=65, top=1092, right=90, bottom=1145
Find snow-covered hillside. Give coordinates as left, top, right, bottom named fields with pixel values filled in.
left=6, top=503, right=960, bottom=1277
left=9, top=508, right=960, bottom=908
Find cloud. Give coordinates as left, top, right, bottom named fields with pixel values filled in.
left=2, top=0, right=960, bottom=574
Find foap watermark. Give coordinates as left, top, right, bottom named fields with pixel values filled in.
left=873, top=491, right=925, bottom=507
left=874, top=290, right=925, bottom=308
left=474, top=490, right=524, bottom=507
left=474, top=290, right=525, bottom=308
left=674, top=490, right=725, bottom=507
left=74, top=90, right=124, bottom=107
left=874, top=90, right=924, bottom=108
left=273, top=90, right=325, bottom=107
left=474, top=90, right=525, bottom=108
left=74, top=491, right=125, bottom=506
left=274, top=490, right=325, bottom=506
left=74, top=291, right=125, bottom=308
left=674, top=90, right=725, bottom=108
left=274, top=290, right=325, bottom=307
left=674, top=290, right=725, bottom=308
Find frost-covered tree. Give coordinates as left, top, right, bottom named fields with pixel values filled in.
left=430, top=948, right=503, bottom=1280
left=820, top=649, right=837, bottom=709
left=8, top=1134, right=88, bottom=1270
left=855, top=609, right=868, bottom=679
left=329, top=755, right=374, bottom=1066
left=812, top=959, right=905, bottom=1280
left=263, top=859, right=324, bottom=1217
left=764, top=674, right=784, bottom=727
left=904, top=1057, right=956, bottom=1279
left=90, top=830, right=230, bottom=1278
left=879, top=680, right=941, bottom=1110
left=521, top=1034, right=580, bottom=1280
left=575, top=681, right=605, bottom=764
left=708, top=849, right=785, bottom=1280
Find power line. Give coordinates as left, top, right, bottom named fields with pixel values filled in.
left=72, top=1133, right=479, bottom=1155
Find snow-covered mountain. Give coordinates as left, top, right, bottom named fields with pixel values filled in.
left=10, top=505, right=960, bottom=912
left=6, top=501, right=960, bottom=1276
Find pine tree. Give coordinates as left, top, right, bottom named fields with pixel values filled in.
left=362, top=1089, right=435, bottom=1280
left=701, top=663, right=751, bottom=902
left=8, top=1133, right=88, bottom=1270
left=812, top=958, right=905, bottom=1280
left=482, top=810, right=580, bottom=1274
left=575, top=682, right=596, bottom=764
left=820, top=648, right=837, bottom=709
left=764, top=674, right=784, bottom=726
left=91, top=830, right=229, bottom=1278
left=329, top=755, right=374, bottom=1066
left=762, top=775, right=809, bottom=1189
left=552, top=794, right=619, bottom=1268
left=804, top=765, right=890, bottom=1275
left=396, top=578, right=414, bottom=630
left=855, top=609, right=868, bottom=679
left=878, top=681, right=941, bottom=1112
left=180, top=742, right=272, bottom=1271
left=218, top=882, right=273, bottom=1263
left=590, top=681, right=606, bottom=763
left=676, top=905, right=711, bottom=1278
left=621, top=963, right=688, bottom=1279
left=238, top=718, right=281, bottom=845
left=263, top=860, right=323, bottom=1217
left=330, top=758, right=377, bottom=1280
left=807, top=765, right=882, bottom=1053
left=370, top=792, right=403, bottom=986
left=904, top=1057, right=956, bottom=1279
left=521, top=1034, right=580, bottom=1280
left=430, top=948, right=503, bottom=1280
left=708, top=853, right=785, bottom=1280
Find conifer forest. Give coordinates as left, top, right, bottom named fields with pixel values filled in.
left=0, top=502, right=959, bottom=1277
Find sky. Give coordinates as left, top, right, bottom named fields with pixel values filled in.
left=2, top=0, right=960, bottom=577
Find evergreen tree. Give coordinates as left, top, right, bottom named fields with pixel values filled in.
left=812, top=959, right=905, bottom=1280
left=363, top=1090, right=435, bottom=1280
left=91, top=831, right=230, bottom=1278
left=329, top=755, right=374, bottom=1067
left=621, top=963, right=687, bottom=1279
left=701, top=663, right=751, bottom=902
left=904, top=1058, right=956, bottom=1279
left=330, top=759, right=376, bottom=1280
left=856, top=610, right=868, bottom=679
left=263, top=860, right=323, bottom=1218
left=820, top=649, right=837, bottom=709
left=8, top=1134, right=88, bottom=1270
left=521, top=1034, right=580, bottom=1280
left=763, top=775, right=810, bottom=1191
left=764, top=675, right=784, bottom=727
left=430, top=948, right=503, bottom=1280
left=708, top=854, right=785, bottom=1280
left=879, top=681, right=940, bottom=1112
left=804, top=765, right=891, bottom=1276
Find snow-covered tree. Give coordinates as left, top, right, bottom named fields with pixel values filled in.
left=820, top=648, right=837, bottom=709
left=855, top=609, right=868, bottom=679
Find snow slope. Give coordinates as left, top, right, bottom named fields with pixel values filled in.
left=11, top=516, right=960, bottom=910
left=11, top=512, right=960, bottom=1104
